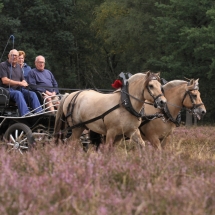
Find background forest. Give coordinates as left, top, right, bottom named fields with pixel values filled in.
left=0, top=0, right=215, bottom=123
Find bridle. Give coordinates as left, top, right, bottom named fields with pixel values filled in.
left=146, top=79, right=164, bottom=108
left=121, top=76, right=165, bottom=118
left=161, top=85, right=204, bottom=126
left=181, top=89, right=204, bottom=114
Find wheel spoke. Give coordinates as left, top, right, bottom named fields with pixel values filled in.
left=18, top=149, right=23, bottom=155
left=7, top=143, right=15, bottom=146
left=5, top=123, right=34, bottom=152
left=20, top=145, right=28, bottom=149
left=18, top=131, right=24, bottom=140
left=9, top=134, right=16, bottom=143
left=15, top=129, right=18, bottom=139
left=19, top=138, right=28, bottom=144
left=8, top=148, right=14, bottom=153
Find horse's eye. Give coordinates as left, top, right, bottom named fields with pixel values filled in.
left=192, top=94, right=197, bottom=99
left=149, top=84, right=153, bottom=88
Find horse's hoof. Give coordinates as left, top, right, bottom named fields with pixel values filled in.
left=83, top=142, right=89, bottom=152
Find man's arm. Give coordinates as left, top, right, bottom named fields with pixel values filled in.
left=1, top=77, right=28, bottom=87
left=28, top=70, right=46, bottom=92
left=50, top=72, right=59, bottom=94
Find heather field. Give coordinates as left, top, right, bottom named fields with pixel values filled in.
left=0, top=126, right=215, bottom=215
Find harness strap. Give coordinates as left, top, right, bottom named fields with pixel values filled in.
left=139, top=113, right=164, bottom=128
left=65, top=90, right=83, bottom=119
left=163, top=104, right=181, bottom=127
left=121, top=82, right=143, bottom=118
left=67, top=104, right=120, bottom=130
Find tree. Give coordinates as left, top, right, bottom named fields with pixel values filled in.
left=1, top=0, right=76, bottom=85
left=91, top=0, right=160, bottom=74
left=149, top=0, right=215, bottom=122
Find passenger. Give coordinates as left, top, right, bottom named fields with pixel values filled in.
left=0, top=49, right=43, bottom=116
left=27, top=55, right=59, bottom=113
left=18, top=50, right=31, bottom=82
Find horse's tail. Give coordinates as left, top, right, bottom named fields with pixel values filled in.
left=54, top=93, right=69, bottom=141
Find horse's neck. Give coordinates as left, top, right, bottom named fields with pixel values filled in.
left=164, top=85, right=186, bottom=119
left=128, top=81, right=145, bottom=112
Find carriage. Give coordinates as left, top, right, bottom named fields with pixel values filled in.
left=0, top=86, right=69, bottom=154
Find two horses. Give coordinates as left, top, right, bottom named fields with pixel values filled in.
left=139, top=79, right=206, bottom=149
left=54, top=72, right=166, bottom=149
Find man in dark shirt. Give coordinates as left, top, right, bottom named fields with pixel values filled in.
left=0, top=49, right=43, bottom=116
left=28, top=55, right=59, bottom=113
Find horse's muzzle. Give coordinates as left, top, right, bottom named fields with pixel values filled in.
left=194, top=107, right=206, bottom=120
left=154, top=97, right=167, bottom=109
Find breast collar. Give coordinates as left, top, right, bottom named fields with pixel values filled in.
left=119, top=72, right=144, bottom=118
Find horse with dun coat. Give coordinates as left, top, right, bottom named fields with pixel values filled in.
left=139, top=78, right=206, bottom=149
left=54, top=72, right=167, bottom=149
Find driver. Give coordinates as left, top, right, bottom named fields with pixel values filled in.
left=0, top=49, right=43, bottom=116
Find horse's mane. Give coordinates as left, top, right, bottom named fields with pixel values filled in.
left=128, top=73, right=146, bottom=83
left=128, top=72, right=160, bottom=85
left=163, top=80, right=187, bottom=90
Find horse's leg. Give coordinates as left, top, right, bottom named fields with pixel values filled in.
left=81, top=129, right=90, bottom=152
left=160, top=132, right=173, bottom=149
left=145, top=135, right=162, bottom=150
left=67, top=127, right=85, bottom=150
left=105, top=130, right=116, bottom=151
left=89, top=130, right=103, bottom=151
left=128, top=129, right=145, bottom=149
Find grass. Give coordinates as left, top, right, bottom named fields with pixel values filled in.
left=0, top=125, right=215, bottom=215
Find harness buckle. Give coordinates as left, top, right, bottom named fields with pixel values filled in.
left=162, top=117, right=166, bottom=123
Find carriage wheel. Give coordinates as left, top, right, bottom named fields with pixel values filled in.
left=4, top=123, right=35, bottom=154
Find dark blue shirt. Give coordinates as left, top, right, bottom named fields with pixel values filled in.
left=0, top=61, right=24, bottom=89
left=27, top=68, right=59, bottom=93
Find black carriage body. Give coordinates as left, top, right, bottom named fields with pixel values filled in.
left=0, top=86, right=57, bottom=138
left=0, top=113, right=55, bottom=135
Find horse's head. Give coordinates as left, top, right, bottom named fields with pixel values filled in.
left=183, top=79, right=206, bottom=120
left=144, top=71, right=167, bottom=109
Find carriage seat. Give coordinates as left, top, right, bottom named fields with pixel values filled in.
left=0, top=87, right=18, bottom=106
left=0, top=87, right=11, bottom=106
left=35, top=91, right=44, bottom=105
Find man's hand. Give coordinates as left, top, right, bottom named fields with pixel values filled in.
left=19, top=80, right=28, bottom=87
left=45, top=90, right=56, bottom=96
left=1, top=77, right=28, bottom=87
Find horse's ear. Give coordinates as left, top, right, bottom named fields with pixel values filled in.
left=146, top=71, right=151, bottom=77
left=187, top=78, right=199, bottom=90
left=195, top=78, right=199, bottom=84
left=188, top=79, right=194, bottom=85
left=194, top=79, right=199, bottom=90
left=155, top=72, right=160, bottom=76
left=154, top=72, right=160, bottom=79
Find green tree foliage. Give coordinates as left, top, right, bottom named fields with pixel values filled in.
left=0, top=0, right=20, bottom=55
left=67, top=0, right=107, bottom=88
left=149, top=0, right=215, bottom=122
left=1, top=0, right=77, bottom=87
left=0, top=0, right=215, bottom=122
left=91, top=0, right=160, bottom=73
left=0, top=1, right=3, bottom=11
